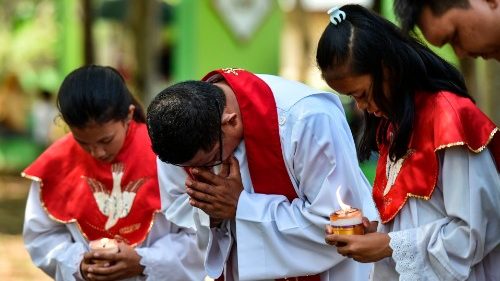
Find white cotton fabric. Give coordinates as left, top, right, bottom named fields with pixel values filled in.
left=23, top=181, right=207, bottom=281
left=373, top=146, right=500, bottom=281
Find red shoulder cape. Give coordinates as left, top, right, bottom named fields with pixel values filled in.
left=22, top=121, right=161, bottom=245
left=373, top=92, right=499, bottom=223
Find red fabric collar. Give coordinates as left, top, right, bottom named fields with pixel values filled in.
left=203, top=69, right=319, bottom=281
left=22, top=121, right=161, bottom=245
left=373, top=92, right=499, bottom=223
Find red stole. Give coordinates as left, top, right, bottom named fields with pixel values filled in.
left=22, top=121, right=161, bottom=245
left=373, top=92, right=499, bottom=223
left=203, top=68, right=320, bottom=281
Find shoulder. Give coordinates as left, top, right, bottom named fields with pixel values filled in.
left=435, top=91, right=476, bottom=112
left=284, top=93, right=346, bottom=123
left=416, top=91, right=476, bottom=116
left=279, top=93, right=352, bottom=145
left=133, top=122, right=151, bottom=140
left=415, top=91, right=481, bottom=126
left=414, top=91, right=497, bottom=152
left=23, top=133, right=78, bottom=176
left=38, top=133, right=79, bottom=161
left=257, top=74, right=342, bottom=111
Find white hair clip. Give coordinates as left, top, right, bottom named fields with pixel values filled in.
left=327, top=6, right=346, bottom=26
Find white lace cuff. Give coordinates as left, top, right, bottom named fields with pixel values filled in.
left=389, top=229, right=423, bottom=281
left=136, top=250, right=156, bottom=280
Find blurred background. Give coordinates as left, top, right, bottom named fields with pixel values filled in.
left=0, top=0, right=498, bottom=280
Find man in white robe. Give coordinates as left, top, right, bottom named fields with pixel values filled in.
left=147, top=68, right=379, bottom=281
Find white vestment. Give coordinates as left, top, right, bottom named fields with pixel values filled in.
left=158, top=74, right=379, bottom=281
left=373, top=147, right=500, bottom=281
left=23, top=181, right=207, bottom=281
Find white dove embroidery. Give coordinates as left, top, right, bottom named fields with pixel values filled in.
left=383, top=150, right=413, bottom=196
left=85, top=163, right=146, bottom=230
left=383, top=155, right=405, bottom=196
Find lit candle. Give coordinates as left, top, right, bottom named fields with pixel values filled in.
left=330, top=186, right=364, bottom=235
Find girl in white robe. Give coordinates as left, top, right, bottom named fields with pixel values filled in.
left=22, top=65, right=206, bottom=281
left=317, top=4, right=500, bottom=281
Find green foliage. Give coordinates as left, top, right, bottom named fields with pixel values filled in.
left=360, top=160, right=377, bottom=185
left=0, top=0, right=60, bottom=93
left=0, top=137, right=43, bottom=174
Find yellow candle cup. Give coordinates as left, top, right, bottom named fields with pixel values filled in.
left=330, top=208, right=364, bottom=235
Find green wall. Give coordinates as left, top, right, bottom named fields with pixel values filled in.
left=56, top=0, right=83, bottom=79
left=174, top=0, right=283, bottom=81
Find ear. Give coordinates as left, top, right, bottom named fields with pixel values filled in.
left=485, top=0, right=498, bottom=9
left=127, top=104, right=136, bottom=123
left=221, top=112, right=238, bottom=127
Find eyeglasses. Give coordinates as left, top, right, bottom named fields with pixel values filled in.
left=176, top=98, right=223, bottom=168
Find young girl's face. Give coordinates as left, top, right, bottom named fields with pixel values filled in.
left=71, top=120, right=129, bottom=163
left=322, top=68, right=388, bottom=118
left=70, top=105, right=134, bottom=163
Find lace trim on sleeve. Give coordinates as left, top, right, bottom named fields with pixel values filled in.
left=389, top=229, right=423, bottom=281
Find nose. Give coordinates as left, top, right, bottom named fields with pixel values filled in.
left=89, top=145, right=107, bottom=159
left=355, top=100, right=368, bottom=111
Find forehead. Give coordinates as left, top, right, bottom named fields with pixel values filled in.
left=180, top=146, right=217, bottom=167
left=71, top=120, right=121, bottom=140
left=322, top=69, right=372, bottom=94
left=321, top=65, right=350, bottom=83
left=418, top=6, right=456, bottom=46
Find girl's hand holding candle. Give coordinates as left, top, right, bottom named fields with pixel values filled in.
left=88, top=238, right=119, bottom=265
left=326, top=186, right=391, bottom=263
left=329, top=186, right=364, bottom=235
left=82, top=238, right=145, bottom=280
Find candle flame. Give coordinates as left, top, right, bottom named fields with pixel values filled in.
left=336, top=186, right=352, bottom=211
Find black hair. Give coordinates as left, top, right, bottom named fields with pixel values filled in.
left=394, top=0, right=470, bottom=34
left=146, top=80, right=226, bottom=164
left=56, top=65, right=145, bottom=128
left=316, top=4, right=471, bottom=162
